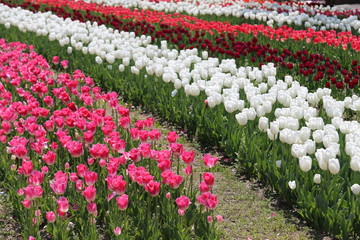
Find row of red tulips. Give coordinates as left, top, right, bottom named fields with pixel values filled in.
left=0, top=39, right=222, bottom=239
left=23, top=0, right=360, bottom=51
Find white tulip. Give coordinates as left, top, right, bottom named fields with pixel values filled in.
left=350, top=156, right=360, bottom=172
left=351, top=184, right=360, bottom=195
left=258, top=117, right=268, bottom=132
left=299, top=156, right=312, bottom=172
left=276, top=160, right=281, bottom=168
left=313, top=174, right=321, bottom=184
left=95, top=56, right=103, bottom=65
left=288, top=180, right=296, bottom=190
left=291, top=144, right=307, bottom=158
left=235, top=113, right=247, bottom=126
left=328, top=158, right=340, bottom=175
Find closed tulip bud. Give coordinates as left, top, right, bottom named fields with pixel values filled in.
left=235, top=113, right=247, bottom=126
left=258, top=117, right=268, bottom=132
left=304, top=140, right=316, bottom=155
left=299, top=156, right=312, bottom=172
left=67, top=46, right=72, bottom=54
left=246, top=108, right=256, bottom=121
left=328, top=158, right=340, bottom=175
left=313, top=174, right=321, bottom=184
left=288, top=180, right=296, bottom=190
left=284, top=76, right=293, bottom=85
left=202, top=51, right=208, bottom=59
left=276, top=160, right=281, bottom=168
left=118, top=64, right=125, bottom=72
left=270, top=122, right=279, bottom=135
left=351, top=184, right=360, bottom=195
left=267, top=129, right=277, bottom=140
left=299, top=127, right=310, bottom=142
left=114, top=227, right=122, bottom=236
left=166, top=192, right=171, bottom=199
left=350, top=156, right=360, bottom=172
left=95, top=56, right=103, bottom=65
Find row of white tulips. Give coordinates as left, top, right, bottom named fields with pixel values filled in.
left=78, top=0, right=360, bottom=33
left=1, top=3, right=360, bottom=194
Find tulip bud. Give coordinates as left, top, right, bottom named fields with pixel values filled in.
left=288, top=180, right=296, bottom=190
left=350, top=156, right=360, bottom=172
left=114, top=227, right=122, bottom=236
left=313, top=174, right=321, bottom=184
left=235, top=113, right=247, bottom=126
left=276, top=160, right=281, bottom=168
left=299, top=156, right=312, bottom=172
left=351, top=184, right=360, bottom=195
left=328, top=158, right=340, bottom=175
left=258, top=117, right=268, bottom=132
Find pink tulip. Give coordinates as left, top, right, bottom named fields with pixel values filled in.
left=52, top=56, right=60, bottom=64
left=202, top=154, right=218, bottom=168
left=145, top=180, right=161, bottom=196
left=139, top=143, right=151, bottom=158
left=175, top=195, right=191, bottom=211
left=84, top=171, right=98, bottom=186
left=19, top=159, right=33, bottom=176
left=23, top=185, right=43, bottom=200
left=203, top=172, right=215, bottom=187
left=99, top=159, right=107, bottom=167
left=170, top=143, right=184, bottom=156
left=89, top=143, right=109, bottom=159
left=116, top=194, right=128, bottom=210
left=166, top=192, right=171, bottom=199
left=46, top=211, right=56, bottom=223
left=42, top=151, right=56, bottom=165
left=22, top=199, right=32, bottom=209
left=183, top=165, right=192, bottom=175
left=57, top=197, right=69, bottom=213
left=106, top=175, right=127, bottom=195
left=82, top=185, right=96, bottom=202
left=199, top=181, right=210, bottom=193
left=181, top=150, right=195, bottom=165
left=167, top=131, right=178, bottom=143
left=114, top=227, right=122, bottom=236
left=161, top=170, right=183, bottom=189
left=197, top=192, right=218, bottom=210
left=69, top=173, right=78, bottom=182
left=76, top=164, right=88, bottom=178
left=148, top=129, right=161, bottom=140
left=50, top=179, right=67, bottom=195
left=61, top=60, right=69, bottom=69
left=29, top=171, right=44, bottom=185
left=75, top=180, right=84, bottom=192
left=86, top=202, right=98, bottom=216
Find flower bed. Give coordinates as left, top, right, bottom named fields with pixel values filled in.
left=75, top=0, right=360, bottom=33
left=2, top=0, right=360, bottom=94
left=0, top=38, right=223, bottom=239
left=20, top=0, right=360, bottom=52
left=2, top=1, right=360, bottom=239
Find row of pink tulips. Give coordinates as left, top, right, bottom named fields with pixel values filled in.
left=0, top=38, right=222, bottom=239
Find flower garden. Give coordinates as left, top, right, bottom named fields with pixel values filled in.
left=0, top=0, right=360, bottom=239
